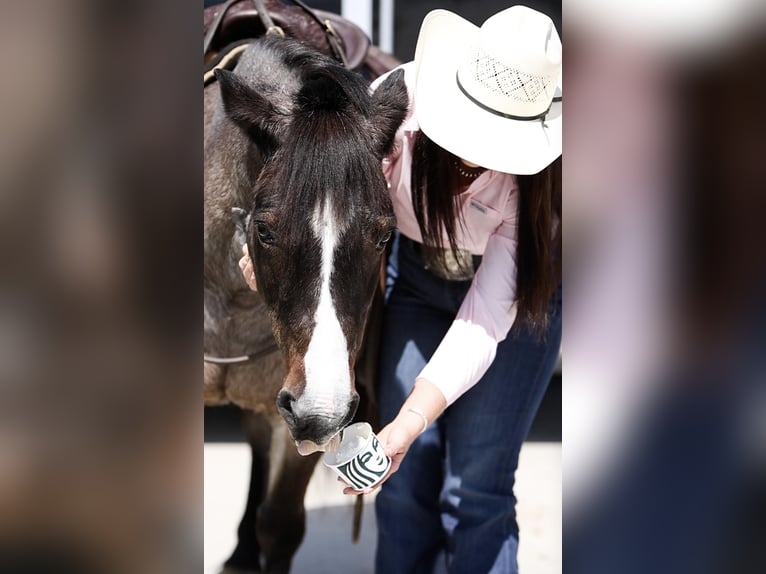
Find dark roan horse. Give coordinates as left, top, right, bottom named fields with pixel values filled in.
left=204, top=35, right=407, bottom=572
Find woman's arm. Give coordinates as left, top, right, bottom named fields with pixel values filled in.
left=418, top=213, right=520, bottom=405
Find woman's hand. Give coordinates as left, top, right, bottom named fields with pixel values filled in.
left=339, top=379, right=446, bottom=495
left=340, top=410, right=428, bottom=495
left=238, top=244, right=258, bottom=291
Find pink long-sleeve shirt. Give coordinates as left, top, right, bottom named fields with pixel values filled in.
left=373, top=63, right=520, bottom=406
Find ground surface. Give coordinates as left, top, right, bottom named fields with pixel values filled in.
left=204, top=441, right=561, bottom=574
left=204, top=376, right=561, bottom=573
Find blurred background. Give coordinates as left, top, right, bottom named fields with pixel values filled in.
left=563, top=1, right=766, bottom=572
left=1, top=0, right=765, bottom=573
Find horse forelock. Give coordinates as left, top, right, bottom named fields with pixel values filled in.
left=244, top=38, right=389, bottom=234
left=265, top=108, right=386, bottom=243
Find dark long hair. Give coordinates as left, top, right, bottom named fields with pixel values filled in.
left=410, top=130, right=465, bottom=263
left=411, top=130, right=561, bottom=332
left=515, top=155, right=561, bottom=332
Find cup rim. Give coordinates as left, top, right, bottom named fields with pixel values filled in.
left=322, top=422, right=373, bottom=467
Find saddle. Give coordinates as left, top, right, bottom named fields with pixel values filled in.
left=204, top=0, right=372, bottom=84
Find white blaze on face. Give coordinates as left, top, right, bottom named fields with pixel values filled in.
left=302, top=199, right=351, bottom=414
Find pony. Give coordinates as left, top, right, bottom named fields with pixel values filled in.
left=204, top=35, right=407, bottom=572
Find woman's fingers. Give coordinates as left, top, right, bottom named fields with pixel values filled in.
left=238, top=244, right=258, bottom=291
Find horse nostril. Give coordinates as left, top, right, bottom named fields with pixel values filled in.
left=276, top=390, right=296, bottom=415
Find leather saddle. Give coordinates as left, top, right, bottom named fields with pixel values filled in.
left=204, top=0, right=371, bottom=74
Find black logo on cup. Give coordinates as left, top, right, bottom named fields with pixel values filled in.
left=337, top=437, right=390, bottom=490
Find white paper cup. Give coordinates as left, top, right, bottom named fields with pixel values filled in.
left=322, top=422, right=391, bottom=491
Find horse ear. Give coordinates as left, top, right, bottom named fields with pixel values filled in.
left=215, top=69, right=279, bottom=152
left=370, top=69, right=409, bottom=158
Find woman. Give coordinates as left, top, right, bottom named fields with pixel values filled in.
left=362, top=6, right=562, bottom=574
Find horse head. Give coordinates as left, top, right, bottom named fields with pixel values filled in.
left=215, top=42, right=407, bottom=453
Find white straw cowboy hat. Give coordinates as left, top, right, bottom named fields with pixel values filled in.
left=413, top=5, right=562, bottom=175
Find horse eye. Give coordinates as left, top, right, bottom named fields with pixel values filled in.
left=256, top=222, right=275, bottom=246
left=376, top=230, right=393, bottom=250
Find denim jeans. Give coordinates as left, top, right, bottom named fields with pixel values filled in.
left=375, top=232, right=562, bottom=574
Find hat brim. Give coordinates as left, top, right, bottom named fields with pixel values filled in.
left=414, top=10, right=562, bottom=175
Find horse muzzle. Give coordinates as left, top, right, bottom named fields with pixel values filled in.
left=276, top=389, right=359, bottom=453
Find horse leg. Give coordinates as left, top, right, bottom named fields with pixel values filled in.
left=257, top=422, right=320, bottom=574
left=224, top=410, right=273, bottom=573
